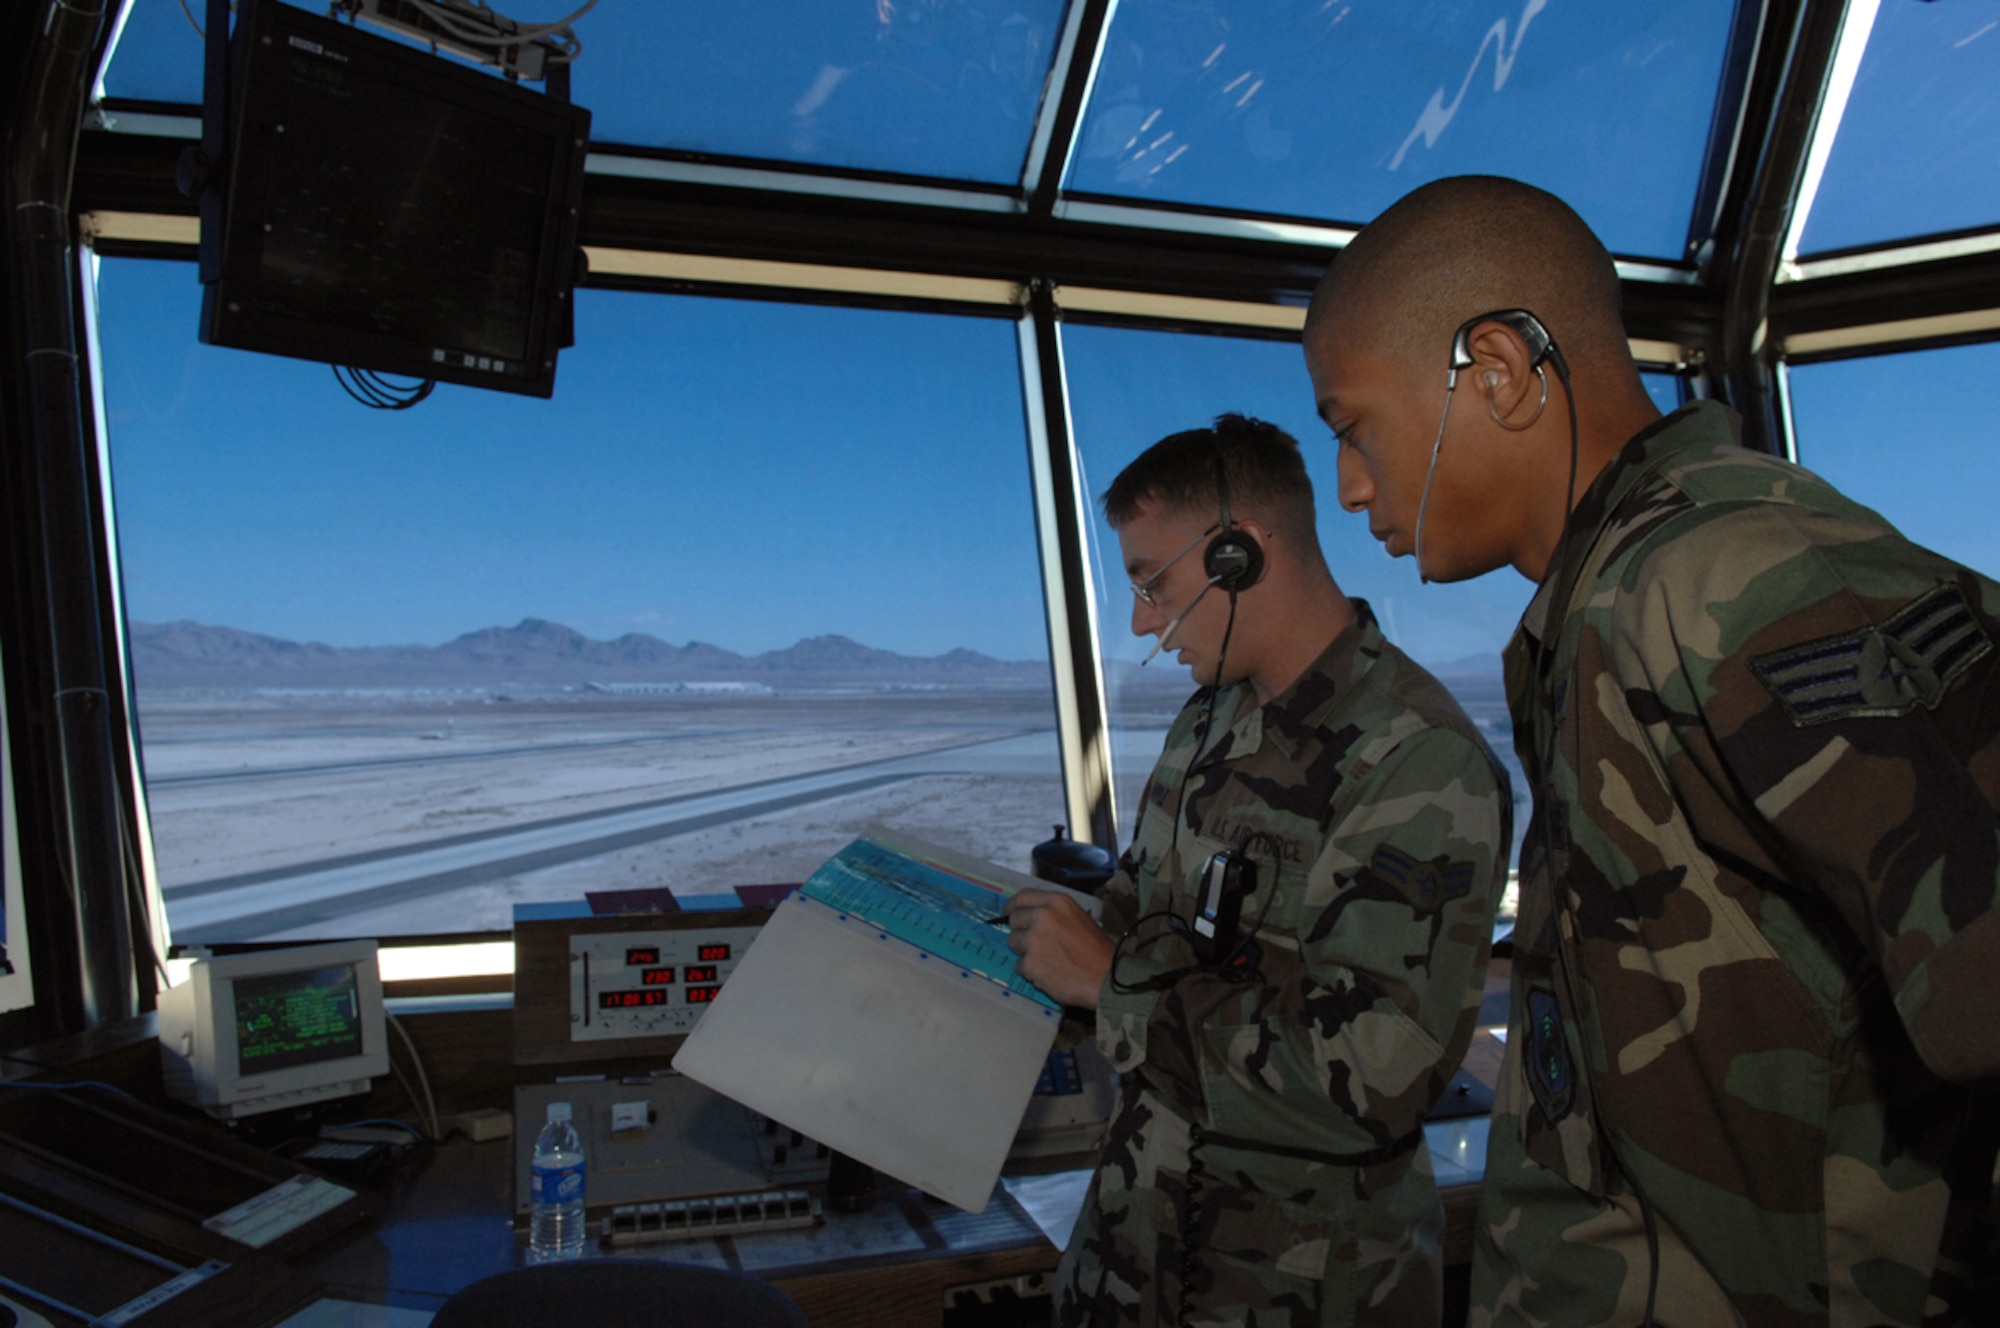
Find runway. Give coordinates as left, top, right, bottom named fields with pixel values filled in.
left=146, top=726, right=764, bottom=789
left=167, top=730, right=1062, bottom=942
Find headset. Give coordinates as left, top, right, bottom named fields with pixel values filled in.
left=1449, top=306, right=1568, bottom=394
left=1201, top=440, right=1264, bottom=593
left=1142, top=435, right=1265, bottom=666
left=1112, top=428, right=1269, bottom=992
left=1413, top=307, right=1575, bottom=582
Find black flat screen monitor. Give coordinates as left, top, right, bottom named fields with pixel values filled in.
left=198, top=0, right=591, bottom=397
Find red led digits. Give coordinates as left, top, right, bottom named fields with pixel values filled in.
left=599, top=989, right=670, bottom=1009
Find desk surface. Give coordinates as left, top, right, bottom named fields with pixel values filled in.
left=296, top=1137, right=1070, bottom=1327
left=293, top=1102, right=1500, bottom=1328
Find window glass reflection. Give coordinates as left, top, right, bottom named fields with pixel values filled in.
left=96, top=0, right=208, bottom=104
left=98, top=0, right=1070, bottom=185
left=574, top=1, right=1067, bottom=180
left=1065, top=0, right=1738, bottom=260
left=95, top=258, right=1063, bottom=943
left=1060, top=323, right=1534, bottom=849
left=1798, top=2, right=2000, bottom=256
left=1787, top=343, right=2000, bottom=578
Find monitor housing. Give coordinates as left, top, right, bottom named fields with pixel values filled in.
left=158, top=939, right=389, bottom=1120
left=194, top=0, right=591, bottom=397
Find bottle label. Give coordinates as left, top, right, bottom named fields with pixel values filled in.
left=531, top=1158, right=586, bottom=1204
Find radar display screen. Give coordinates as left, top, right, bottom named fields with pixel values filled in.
left=235, top=964, right=364, bottom=1075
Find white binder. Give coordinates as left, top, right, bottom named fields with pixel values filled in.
left=672, top=830, right=1097, bottom=1213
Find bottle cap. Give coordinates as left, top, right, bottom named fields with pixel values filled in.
left=547, top=1101, right=572, bottom=1123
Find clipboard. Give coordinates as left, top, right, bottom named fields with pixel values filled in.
left=672, top=830, right=1098, bottom=1213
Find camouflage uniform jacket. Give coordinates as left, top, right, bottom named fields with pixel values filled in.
left=1472, top=401, right=2000, bottom=1327
left=1055, top=602, right=1511, bottom=1327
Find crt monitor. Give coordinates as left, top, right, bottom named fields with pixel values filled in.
left=158, top=939, right=389, bottom=1120
left=194, top=0, right=592, bottom=397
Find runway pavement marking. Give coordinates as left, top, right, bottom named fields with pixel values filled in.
left=166, top=730, right=1061, bottom=942
left=146, top=726, right=765, bottom=788
left=163, top=729, right=1045, bottom=900
left=176, top=771, right=919, bottom=944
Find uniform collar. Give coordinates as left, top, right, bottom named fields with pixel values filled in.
left=1198, top=601, right=1384, bottom=766
left=1517, top=400, right=1741, bottom=651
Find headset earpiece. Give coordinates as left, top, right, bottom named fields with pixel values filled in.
left=1482, top=369, right=1500, bottom=390
left=1205, top=440, right=1264, bottom=593
left=1449, top=307, right=1569, bottom=388
left=1204, top=527, right=1263, bottom=591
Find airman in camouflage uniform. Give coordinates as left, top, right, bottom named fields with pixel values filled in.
left=1307, top=175, right=2000, bottom=1326
left=1005, top=415, right=1510, bottom=1327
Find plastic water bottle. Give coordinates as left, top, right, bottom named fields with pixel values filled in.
left=528, top=1101, right=587, bottom=1261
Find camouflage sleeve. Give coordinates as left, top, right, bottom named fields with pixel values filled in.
left=1096, top=726, right=1507, bottom=1152
left=1626, top=502, right=2000, bottom=1083
left=1093, top=857, right=1143, bottom=942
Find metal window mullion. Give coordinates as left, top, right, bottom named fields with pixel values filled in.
left=1017, top=283, right=1116, bottom=850
left=1716, top=0, right=1853, bottom=456
left=77, top=240, right=171, bottom=979
left=1021, top=0, right=1118, bottom=216
left=1771, top=359, right=1799, bottom=465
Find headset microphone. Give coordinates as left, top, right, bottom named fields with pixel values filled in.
left=1141, top=577, right=1222, bottom=665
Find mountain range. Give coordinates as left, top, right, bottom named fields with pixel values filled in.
left=127, top=618, right=1051, bottom=691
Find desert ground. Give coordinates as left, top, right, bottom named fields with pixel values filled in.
left=136, top=680, right=1519, bottom=945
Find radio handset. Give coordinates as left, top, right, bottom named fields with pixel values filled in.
left=1191, top=851, right=1253, bottom=966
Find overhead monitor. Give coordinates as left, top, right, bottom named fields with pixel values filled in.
left=158, top=938, right=389, bottom=1120
left=194, top=0, right=592, bottom=397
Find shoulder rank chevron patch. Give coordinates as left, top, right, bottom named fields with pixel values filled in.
left=1750, top=582, right=1992, bottom=727
left=1367, top=845, right=1477, bottom=912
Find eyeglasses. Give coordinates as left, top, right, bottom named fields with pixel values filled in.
left=1129, top=524, right=1219, bottom=607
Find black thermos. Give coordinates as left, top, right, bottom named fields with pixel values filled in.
left=1030, top=825, right=1116, bottom=895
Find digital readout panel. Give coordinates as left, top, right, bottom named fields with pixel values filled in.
left=569, top=926, right=760, bottom=1042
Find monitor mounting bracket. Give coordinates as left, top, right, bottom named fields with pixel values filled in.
left=330, top=0, right=578, bottom=84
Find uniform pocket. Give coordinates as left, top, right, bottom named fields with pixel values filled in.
left=1181, top=1180, right=1347, bottom=1326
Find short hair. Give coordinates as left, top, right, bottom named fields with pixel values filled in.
left=1306, top=175, right=1629, bottom=381
left=1101, top=414, right=1317, bottom=539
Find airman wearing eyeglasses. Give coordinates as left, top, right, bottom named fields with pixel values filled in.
left=1005, top=413, right=1511, bottom=1327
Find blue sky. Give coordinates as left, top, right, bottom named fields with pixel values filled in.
left=1788, top=341, right=2000, bottom=578
left=88, top=1, right=2000, bottom=665
left=98, top=262, right=1052, bottom=658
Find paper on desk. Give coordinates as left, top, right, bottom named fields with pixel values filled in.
left=674, top=831, right=1098, bottom=1215
left=1001, top=1169, right=1092, bottom=1250
left=269, top=1300, right=436, bottom=1328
